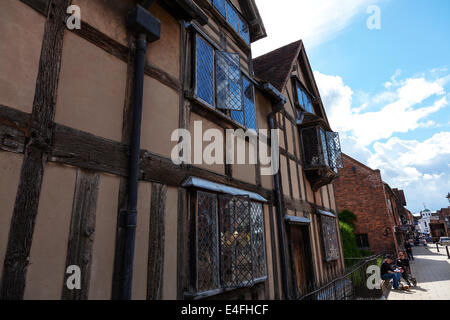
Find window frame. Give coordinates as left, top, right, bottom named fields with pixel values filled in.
left=355, top=234, right=370, bottom=250
left=192, top=32, right=258, bottom=131
left=188, top=189, right=268, bottom=297
left=211, top=0, right=251, bottom=45
left=292, top=78, right=316, bottom=115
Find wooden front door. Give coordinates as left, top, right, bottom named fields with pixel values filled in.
left=291, top=225, right=315, bottom=297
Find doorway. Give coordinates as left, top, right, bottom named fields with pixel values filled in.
left=290, top=224, right=315, bottom=297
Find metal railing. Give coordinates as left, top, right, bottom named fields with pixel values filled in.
left=299, top=254, right=384, bottom=300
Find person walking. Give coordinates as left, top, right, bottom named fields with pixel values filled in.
left=404, top=240, right=414, bottom=260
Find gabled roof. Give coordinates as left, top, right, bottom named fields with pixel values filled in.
left=238, top=0, right=267, bottom=42
left=252, top=40, right=331, bottom=127
left=253, top=40, right=303, bottom=92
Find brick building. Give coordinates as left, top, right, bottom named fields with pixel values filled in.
left=333, top=154, right=406, bottom=255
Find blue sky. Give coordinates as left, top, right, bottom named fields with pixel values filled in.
left=252, top=0, right=450, bottom=213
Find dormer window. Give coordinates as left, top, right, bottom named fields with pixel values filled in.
left=295, top=81, right=315, bottom=115
left=212, top=0, right=250, bottom=44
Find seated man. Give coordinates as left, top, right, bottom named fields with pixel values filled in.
left=396, top=251, right=411, bottom=285
left=380, top=255, right=402, bottom=290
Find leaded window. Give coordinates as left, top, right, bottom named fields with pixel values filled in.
left=194, top=191, right=267, bottom=294
left=231, top=77, right=257, bottom=130
left=326, top=131, right=344, bottom=172
left=321, top=215, right=340, bottom=262
left=216, top=51, right=242, bottom=110
left=296, top=82, right=315, bottom=114
left=197, top=191, right=220, bottom=292
left=212, top=0, right=226, bottom=16
left=194, top=35, right=257, bottom=130
left=301, top=126, right=343, bottom=172
left=212, top=0, right=251, bottom=44
left=195, top=36, right=214, bottom=106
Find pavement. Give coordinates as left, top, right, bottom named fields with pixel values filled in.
left=387, top=245, right=450, bottom=300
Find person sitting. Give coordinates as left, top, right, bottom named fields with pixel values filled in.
left=396, top=251, right=411, bottom=285
left=380, top=254, right=402, bottom=290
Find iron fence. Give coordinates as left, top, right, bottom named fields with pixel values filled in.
left=299, top=254, right=384, bottom=300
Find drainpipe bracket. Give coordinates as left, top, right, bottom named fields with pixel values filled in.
left=127, top=4, right=161, bottom=42
left=119, top=209, right=138, bottom=228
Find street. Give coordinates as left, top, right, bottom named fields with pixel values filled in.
left=387, top=245, right=450, bottom=300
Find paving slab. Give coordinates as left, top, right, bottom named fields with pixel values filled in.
left=387, top=245, right=450, bottom=300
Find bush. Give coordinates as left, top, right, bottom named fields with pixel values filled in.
left=339, top=220, right=360, bottom=259
left=338, top=210, right=357, bottom=228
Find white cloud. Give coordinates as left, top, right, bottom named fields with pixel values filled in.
left=315, top=70, right=449, bottom=145
left=252, top=0, right=382, bottom=57
left=314, top=69, right=450, bottom=212
left=367, top=133, right=450, bottom=212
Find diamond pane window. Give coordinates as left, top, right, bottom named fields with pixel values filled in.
left=192, top=190, right=267, bottom=293
left=196, top=191, right=220, bottom=292
left=216, top=51, right=242, bottom=110
left=296, top=83, right=315, bottom=114
left=250, top=203, right=266, bottom=279
left=326, top=131, right=344, bottom=172
left=231, top=77, right=256, bottom=129
left=243, top=78, right=257, bottom=130
left=301, top=126, right=322, bottom=169
left=320, top=128, right=329, bottom=167
left=321, top=215, right=340, bottom=262
left=239, top=16, right=250, bottom=44
left=212, top=0, right=226, bottom=17
left=231, top=109, right=245, bottom=126
left=301, top=126, right=343, bottom=172
left=225, top=1, right=239, bottom=32
left=219, top=195, right=253, bottom=288
left=195, top=35, right=214, bottom=106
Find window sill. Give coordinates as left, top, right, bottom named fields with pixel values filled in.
left=186, top=92, right=248, bottom=131
left=183, top=277, right=267, bottom=300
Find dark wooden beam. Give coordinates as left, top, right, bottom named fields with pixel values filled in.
left=146, top=183, right=167, bottom=299
left=0, top=105, right=273, bottom=201
left=1, top=0, right=71, bottom=300
left=61, top=169, right=100, bottom=300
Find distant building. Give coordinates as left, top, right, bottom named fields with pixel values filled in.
left=429, top=208, right=449, bottom=241
left=417, top=209, right=433, bottom=235
left=333, top=154, right=408, bottom=255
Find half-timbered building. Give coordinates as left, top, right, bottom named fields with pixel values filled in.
left=0, top=0, right=344, bottom=300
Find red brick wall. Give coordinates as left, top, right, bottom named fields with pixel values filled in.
left=333, top=154, right=399, bottom=255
